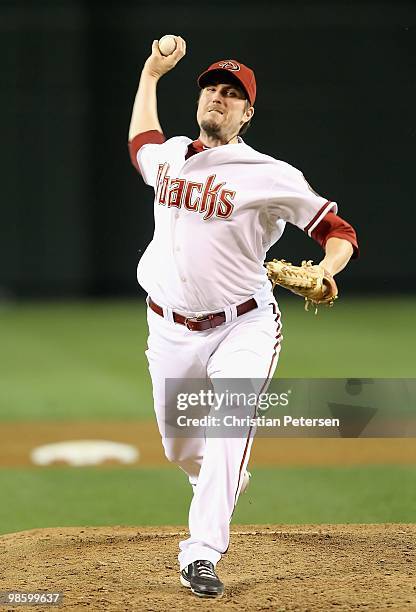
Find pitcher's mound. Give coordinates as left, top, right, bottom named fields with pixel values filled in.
left=1, top=524, right=415, bottom=611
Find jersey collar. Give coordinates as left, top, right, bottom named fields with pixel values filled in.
left=189, top=139, right=210, bottom=154
left=186, top=136, right=244, bottom=159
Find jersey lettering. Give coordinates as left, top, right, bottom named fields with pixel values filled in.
left=167, top=179, right=186, bottom=208
left=155, top=165, right=236, bottom=220
left=184, top=182, right=203, bottom=211
left=156, top=163, right=170, bottom=204
left=200, top=175, right=226, bottom=220
left=217, top=189, right=236, bottom=219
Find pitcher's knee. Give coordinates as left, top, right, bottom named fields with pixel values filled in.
left=162, top=438, right=202, bottom=464
left=162, top=438, right=183, bottom=463
left=162, top=442, right=202, bottom=479
left=164, top=446, right=198, bottom=465
left=164, top=446, right=182, bottom=464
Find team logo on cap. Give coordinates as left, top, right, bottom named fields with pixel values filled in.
left=218, top=61, right=240, bottom=71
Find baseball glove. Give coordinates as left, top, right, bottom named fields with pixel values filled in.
left=265, top=259, right=338, bottom=312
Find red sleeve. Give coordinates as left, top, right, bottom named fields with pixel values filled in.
left=128, top=130, right=166, bottom=173
left=310, top=211, right=359, bottom=259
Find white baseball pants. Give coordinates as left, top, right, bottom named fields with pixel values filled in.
left=145, top=291, right=282, bottom=570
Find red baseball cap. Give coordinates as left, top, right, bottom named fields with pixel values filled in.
left=197, top=60, right=256, bottom=106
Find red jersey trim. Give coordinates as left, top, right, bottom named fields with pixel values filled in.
left=185, top=136, right=244, bottom=159
left=128, top=130, right=166, bottom=172
left=304, top=200, right=336, bottom=236
left=311, top=211, right=359, bottom=259
left=186, top=139, right=211, bottom=159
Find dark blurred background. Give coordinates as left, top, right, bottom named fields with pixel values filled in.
left=1, top=0, right=415, bottom=298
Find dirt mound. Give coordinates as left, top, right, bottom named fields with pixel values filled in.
left=1, top=525, right=415, bottom=611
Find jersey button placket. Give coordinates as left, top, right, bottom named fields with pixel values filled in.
left=172, top=211, right=186, bottom=284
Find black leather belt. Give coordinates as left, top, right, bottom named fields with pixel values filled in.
left=148, top=297, right=258, bottom=331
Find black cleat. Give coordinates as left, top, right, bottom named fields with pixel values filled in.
left=180, top=560, right=224, bottom=598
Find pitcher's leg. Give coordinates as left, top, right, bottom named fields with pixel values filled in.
left=179, top=303, right=282, bottom=569
left=146, top=308, right=206, bottom=483
left=179, top=423, right=256, bottom=569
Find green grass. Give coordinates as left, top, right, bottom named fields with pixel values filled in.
left=1, top=298, right=413, bottom=536
left=0, top=301, right=153, bottom=420
left=0, top=297, right=415, bottom=421
left=233, top=465, right=416, bottom=524
left=277, top=295, right=416, bottom=378
left=0, top=465, right=415, bottom=536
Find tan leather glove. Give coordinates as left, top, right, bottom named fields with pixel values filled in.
left=266, top=259, right=338, bottom=312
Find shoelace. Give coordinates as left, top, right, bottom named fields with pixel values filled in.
left=195, top=561, right=217, bottom=579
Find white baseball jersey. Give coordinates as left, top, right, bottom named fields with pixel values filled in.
left=135, top=135, right=337, bottom=314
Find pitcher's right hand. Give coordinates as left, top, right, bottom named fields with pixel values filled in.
left=143, top=37, right=187, bottom=80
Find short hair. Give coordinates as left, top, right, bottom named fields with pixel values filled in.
left=239, top=100, right=252, bottom=135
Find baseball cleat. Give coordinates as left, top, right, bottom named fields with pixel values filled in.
left=180, top=560, right=224, bottom=598
left=180, top=568, right=191, bottom=588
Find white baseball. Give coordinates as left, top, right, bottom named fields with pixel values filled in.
left=158, top=34, right=177, bottom=56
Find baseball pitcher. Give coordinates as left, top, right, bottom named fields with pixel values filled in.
left=128, top=36, right=358, bottom=598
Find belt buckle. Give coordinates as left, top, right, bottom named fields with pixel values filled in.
left=184, top=312, right=211, bottom=330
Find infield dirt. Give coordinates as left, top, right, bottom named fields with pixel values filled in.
left=1, top=524, right=415, bottom=611
left=2, top=423, right=415, bottom=610
left=1, top=421, right=415, bottom=467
